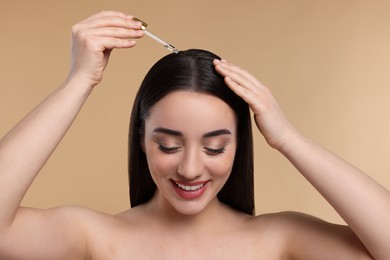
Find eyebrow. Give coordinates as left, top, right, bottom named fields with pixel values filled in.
left=153, top=128, right=182, bottom=136
left=203, top=129, right=231, bottom=138
left=152, top=128, right=231, bottom=138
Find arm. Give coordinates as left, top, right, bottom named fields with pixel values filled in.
left=0, top=11, right=143, bottom=258
left=214, top=59, right=390, bottom=259
left=278, top=124, right=389, bottom=259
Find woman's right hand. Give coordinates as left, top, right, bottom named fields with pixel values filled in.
left=67, top=11, right=144, bottom=87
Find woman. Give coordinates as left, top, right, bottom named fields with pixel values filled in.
left=0, top=11, right=388, bottom=259
left=128, top=48, right=254, bottom=215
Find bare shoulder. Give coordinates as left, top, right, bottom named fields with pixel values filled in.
left=248, top=211, right=373, bottom=260
left=0, top=205, right=117, bottom=260
left=23, top=205, right=145, bottom=259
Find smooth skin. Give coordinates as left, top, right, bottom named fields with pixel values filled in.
left=142, top=91, right=238, bottom=216
left=0, top=11, right=388, bottom=259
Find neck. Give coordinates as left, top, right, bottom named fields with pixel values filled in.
left=144, top=189, right=226, bottom=228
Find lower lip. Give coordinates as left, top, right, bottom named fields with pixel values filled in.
left=172, top=181, right=208, bottom=200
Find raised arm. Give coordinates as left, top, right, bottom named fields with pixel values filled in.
left=214, top=59, right=390, bottom=259
left=0, top=11, right=143, bottom=259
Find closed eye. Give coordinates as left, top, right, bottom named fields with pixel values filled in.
left=158, top=143, right=181, bottom=154
left=204, top=147, right=226, bottom=155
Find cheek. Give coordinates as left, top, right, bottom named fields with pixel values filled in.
left=146, top=150, right=178, bottom=178
left=145, top=142, right=237, bottom=179
left=206, top=150, right=237, bottom=178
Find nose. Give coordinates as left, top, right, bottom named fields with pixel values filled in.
left=177, top=147, right=203, bottom=180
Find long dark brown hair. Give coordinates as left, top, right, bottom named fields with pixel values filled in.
left=128, top=49, right=254, bottom=215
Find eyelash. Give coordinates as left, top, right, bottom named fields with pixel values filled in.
left=158, top=144, right=180, bottom=154
left=204, top=147, right=226, bottom=155
left=157, top=144, right=226, bottom=155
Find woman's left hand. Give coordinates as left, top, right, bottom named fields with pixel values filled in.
left=214, top=59, right=297, bottom=150
left=215, top=59, right=390, bottom=259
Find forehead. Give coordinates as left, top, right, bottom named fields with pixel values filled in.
left=145, top=91, right=237, bottom=135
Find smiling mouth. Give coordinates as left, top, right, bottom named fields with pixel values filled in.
left=172, top=180, right=208, bottom=192
left=175, top=182, right=205, bottom=191
left=171, top=180, right=209, bottom=199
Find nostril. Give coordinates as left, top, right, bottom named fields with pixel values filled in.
left=176, top=171, right=202, bottom=181
left=176, top=168, right=202, bottom=181
left=177, top=150, right=204, bottom=179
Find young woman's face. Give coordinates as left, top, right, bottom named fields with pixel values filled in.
left=143, top=91, right=237, bottom=215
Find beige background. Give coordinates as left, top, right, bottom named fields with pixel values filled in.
left=1, top=0, right=390, bottom=224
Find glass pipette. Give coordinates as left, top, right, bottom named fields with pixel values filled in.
left=133, top=17, right=179, bottom=54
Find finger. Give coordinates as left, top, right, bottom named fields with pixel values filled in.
left=93, top=36, right=138, bottom=50
left=87, top=27, right=144, bottom=39
left=76, top=14, right=142, bottom=32
left=224, top=76, right=250, bottom=100
left=214, top=60, right=267, bottom=113
left=72, top=26, right=143, bottom=51
left=214, top=60, right=262, bottom=91
left=75, top=31, right=138, bottom=51
left=214, top=60, right=259, bottom=85
left=216, top=65, right=259, bottom=99
left=224, top=76, right=261, bottom=111
left=88, top=16, right=141, bottom=29
left=81, top=10, right=132, bottom=23
left=214, top=60, right=254, bottom=94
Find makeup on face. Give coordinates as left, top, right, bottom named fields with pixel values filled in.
left=148, top=127, right=234, bottom=202
left=151, top=127, right=233, bottom=156
left=171, top=180, right=209, bottom=200
left=143, top=91, right=238, bottom=214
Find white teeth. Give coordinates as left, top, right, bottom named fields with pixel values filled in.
left=176, top=183, right=205, bottom=191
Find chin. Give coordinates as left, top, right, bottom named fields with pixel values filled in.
left=168, top=194, right=217, bottom=216
left=174, top=207, right=204, bottom=216
left=171, top=202, right=208, bottom=216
